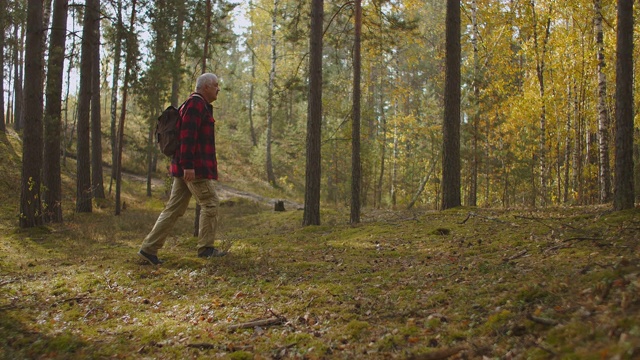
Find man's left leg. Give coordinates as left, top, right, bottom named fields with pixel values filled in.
left=187, top=179, right=220, bottom=256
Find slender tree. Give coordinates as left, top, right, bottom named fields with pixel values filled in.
left=303, top=0, right=323, bottom=226
left=13, top=21, right=24, bottom=131
left=595, top=0, right=611, bottom=203
left=115, top=0, right=137, bottom=215
left=441, top=0, right=461, bottom=210
left=170, top=1, right=184, bottom=107
left=19, top=0, right=44, bottom=227
left=613, top=0, right=634, bottom=210
left=43, top=0, right=68, bottom=223
left=109, top=0, right=122, bottom=194
left=91, top=0, right=105, bottom=199
left=76, top=0, right=96, bottom=213
left=265, top=0, right=278, bottom=186
left=0, top=0, right=6, bottom=132
left=350, top=0, right=362, bottom=224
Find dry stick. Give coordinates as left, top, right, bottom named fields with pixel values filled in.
left=527, top=314, right=559, bottom=326
left=562, top=236, right=603, bottom=243
left=227, top=316, right=285, bottom=331
left=187, top=343, right=216, bottom=350
left=503, top=249, right=528, bottom=262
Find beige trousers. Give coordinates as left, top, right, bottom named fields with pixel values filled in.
left=140, top=177, right=219, bottom=256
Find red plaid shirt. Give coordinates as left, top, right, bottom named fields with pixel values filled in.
left=170, top=93, right=218, bottom=180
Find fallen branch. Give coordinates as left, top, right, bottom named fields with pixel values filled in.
left=562, top=237, right=603, bottom=243
left=227, top=316, right=286, bottom=331
left=187, top=343, right=216, bottom=350
left=503, top=250, right=528, bottom=262
left=527, top=314, right=559, bottom=326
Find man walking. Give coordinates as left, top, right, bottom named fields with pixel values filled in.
left=138, top=73, right=224, bottom=265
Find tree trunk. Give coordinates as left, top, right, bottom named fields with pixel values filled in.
left=595, top=0, right=611, bottom=203
left=109, top=0, right=122, bottom=194
left=170, top=1, right=184, bottom=107
left=441, top=0, right=461, bottom=210
left=468, top=0, right=479, bottom=207
left=19, top=0, right=44, bottom=228
left=43, top=0, right=68, bottom=223
left=91, top=0, right=105, bottom=199
left=13, top=23, right=24, bottom=131
left=613, top=0, right=634, bottom=210
left=302, top=0, right=323, bottom=226
left=0, top=0, right=6, bottom=131
left=350, top=0, right=362, bottom=224
left=531, top=1, right=551, bottom=207
left=115, top=0, right=137, bottom=215
left=248, top=49, right=257, bottom=147
left=76, top=0, right=96, bottom=213
left=265, top=0, right=278, bottom=186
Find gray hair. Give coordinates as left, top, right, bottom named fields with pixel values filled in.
left=195, top=73, right=218, bottom=92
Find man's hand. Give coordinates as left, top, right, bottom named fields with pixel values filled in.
left=183, top=169, right=195, bottom=182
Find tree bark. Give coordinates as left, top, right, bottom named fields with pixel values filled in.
left=265, top=0, right=278, bottom=186
left=613, top=0, right=634, bottom=210
left=0, top=0, right=6, bottom=131
left=115, top=0, right=137, bottom=215
left=441, top=0, right=461, bottom=210
left=468, top=0, right=479, bottom=207
left=13, top=22, right=24, bottom=131
left=76, top=0, right=96, bottom=213
left=350, top=0, right=362, bottom=224
left=170, top=1, right=184, bottom=107
left=91, top=0, right=105, bottom=199
left=19, top=0, right=44, bottom=227
left=595, top=0, right=611, bottom=203
left=43, top=0, right=68, bottom=223
left=302, top=0, right=323, bottom=226
left=109, top=0, right=122, bottom=194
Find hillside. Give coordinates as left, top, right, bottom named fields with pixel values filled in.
left=0, top=129, right=639, bottom=359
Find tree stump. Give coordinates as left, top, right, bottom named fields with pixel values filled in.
left=274, top=200, right=285, bottom=212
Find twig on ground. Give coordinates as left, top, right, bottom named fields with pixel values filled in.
left=527, top=314, right=559, bottom=326
left=562, top=237, right=603, bottom=243
left=186, top=343, right=216, bottom=350
left=227, top=316, right=286, bottom=331
left=0, top=279, right=18, bottom=287
left=503, top=250, right=528, bottom=262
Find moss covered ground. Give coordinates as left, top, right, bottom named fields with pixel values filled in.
left=1, top=130, right=639, bottom=359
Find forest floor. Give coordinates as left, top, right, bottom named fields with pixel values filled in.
left=1, top=130, right=639, bottom=360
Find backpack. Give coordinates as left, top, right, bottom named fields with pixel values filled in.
left=155, top=105, right=181, bottom=157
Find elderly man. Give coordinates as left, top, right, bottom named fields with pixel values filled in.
left=138, top=73, right=224, bottom=265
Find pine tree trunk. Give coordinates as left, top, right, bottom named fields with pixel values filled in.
left=0, top=0, right=5, bottom=131
left=170, top=2, right=184, bottom=107
left=115, top=0, right=137, bottom=215
left=302, top=0, right=323, bottom=226
left=76, top=0, right=95, bottom=213
left=20, top=0, right=44, bottom=228
left=91, top=0, right=105, bottom=199
left=265, top=0, right=278, bottom=186
left=109, top=0, right=122, bottom=194
left=468, top=0, right=479, bottom=207
left=613, top=0, right=634, bottom=210
left=43, top=0, right=67, bottom=223
left=350, top=0, right=362, bottom=224
left=13, top=23, right=23, bottom=131
left=441, top=0, right=461, bottom=210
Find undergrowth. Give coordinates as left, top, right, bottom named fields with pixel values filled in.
left=1, top=130, right=639, bottom=359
